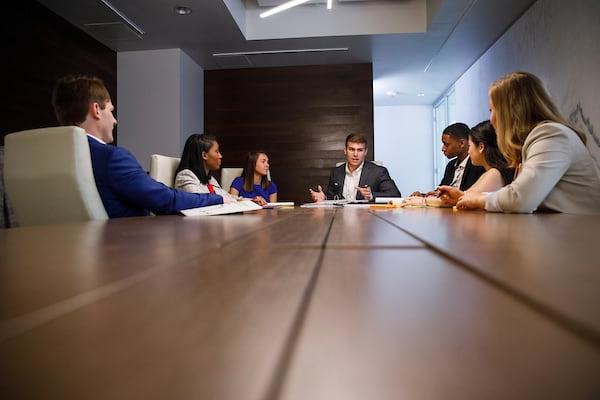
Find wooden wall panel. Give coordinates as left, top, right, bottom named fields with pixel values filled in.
left=205, top=64, right=373, bottom=204
left=0, top=0, right=117, bottom=145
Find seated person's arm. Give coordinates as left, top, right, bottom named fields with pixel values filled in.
left=485, top=127, right=571, bottom=213
left=252, top=196, right=267, bottom=206
left=322, top=169, right=340, bottom=200
left=467, top=168, right=505, bottom=193
left=174, top=170, right=200, bottom=193
left=372, top=167, right=401, bottom=198
left=309, top=185, right=326, bottom=202
left=267, top=181, right=278, bottom=203
left=310, top=170, right=332, bottom=202
left=437, top=185, right=464, bottom=205
left=229, top=176, right=243, bottom=198
left=357, top=185, right=373, bottom=201
left=108, top=148, right=222, bottom=214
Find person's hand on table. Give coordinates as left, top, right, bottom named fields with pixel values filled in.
left=309, top=185, right=326, bottom=202
left=251, top=196, right=267, bottom=206
left=456, top=192, right=486, bottom=210
left=357, top=185, right=373, bottom=201
left=222, top=194, right=236, bottom=204
left=410, top=190, right=440, bottom=197
left=437, top=185, right=463, bottom=206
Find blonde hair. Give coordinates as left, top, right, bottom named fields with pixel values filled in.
left=489, top=71, right=585, bottom=167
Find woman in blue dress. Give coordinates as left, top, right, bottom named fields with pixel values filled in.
left=229, top=151, right=277, bottom=206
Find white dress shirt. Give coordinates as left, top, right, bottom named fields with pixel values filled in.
left=343, top=162, right=364, bottom=201
left=451, top=155, right=469, bottom=187
left=86, top=134, right=106, bottom=145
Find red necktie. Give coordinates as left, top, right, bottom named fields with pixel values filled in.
left=207, top=183, right=215, bottom=194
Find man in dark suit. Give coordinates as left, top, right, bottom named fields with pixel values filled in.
left=309, top=133, right=400, bottom=202
left=52, top=75, right=226, bottom=218
left=411, top=122, right=485, bottom=196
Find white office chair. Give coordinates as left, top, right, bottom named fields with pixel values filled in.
left=3, top=126, right=108, bottom=226
left=149, top=154, right=181, bottom=188
left=220, top=167, right=243, bottom=192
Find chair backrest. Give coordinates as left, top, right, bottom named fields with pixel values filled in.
left=149, top=154, right=181, bottom=188
left=220, top=167, right=243, bottom=192
left=3, top=126, right=108, bottom=226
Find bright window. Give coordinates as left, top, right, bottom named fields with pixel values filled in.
left=432, top=88, right=456, bottom=186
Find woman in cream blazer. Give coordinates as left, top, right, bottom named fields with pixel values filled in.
left=457, top=72, right=600, bottom=214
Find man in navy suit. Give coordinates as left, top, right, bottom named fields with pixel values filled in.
left=411, top=122, right=485, bottom=196
left=51, top=75, right=225, bottom=218
left=309, top=133, right=401, bottom=202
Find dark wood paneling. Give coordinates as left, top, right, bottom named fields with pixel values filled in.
left=205, top=64, right=373, bottom=204
left=0, top=0, right=117, bottom=145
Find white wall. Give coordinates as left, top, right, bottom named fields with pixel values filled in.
left=180, top=51, right=204, bottom=148
left=117, top=48, right=204, bottom=170
left=452, top=0, right=600, bottom=169
left=374, top=105, right=433, bottom=195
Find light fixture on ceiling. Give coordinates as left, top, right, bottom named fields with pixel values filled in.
left=260, top=0, right=332, bottom=18
left=213, top=47, right=348, bottom=57
left=98, top=0, right=145, bottom=36
left=386, top=91, right=400, bottom=97
left=260, top=0, right=310, bottom=18
left=417, top=93, right=425, bottom=97
left=174, top=6, right=192, bottom=15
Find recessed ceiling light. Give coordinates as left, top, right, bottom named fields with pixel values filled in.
left=174, top=6, right=192, bottom=15
left=417, top=93, right=425, bottom=97
left=386, top=91, right=399, bottom=97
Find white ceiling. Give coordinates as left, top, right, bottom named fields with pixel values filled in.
left=37, top=0, right=536, bottom=106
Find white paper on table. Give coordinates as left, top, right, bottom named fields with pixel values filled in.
left=181, top=200, right=262, bottom=216
left=263, top=202, right=295, bottom=208
left=300, top=200, right=349, bottom=208
left=375, top=197, right=404, bottom=205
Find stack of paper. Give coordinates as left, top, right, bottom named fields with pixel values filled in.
left=375, top=197, right=404, bottom=205
left=300, top=200, right=349, bottom=208
left=181, top=200, right=262, bottom=217
left=263, top=202, right=295, bottom=208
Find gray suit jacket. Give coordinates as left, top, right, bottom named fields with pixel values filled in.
left=324, top=161, right=401, bottom=200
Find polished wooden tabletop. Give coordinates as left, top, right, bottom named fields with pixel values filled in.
left=1, top=207, right=599, bottom=399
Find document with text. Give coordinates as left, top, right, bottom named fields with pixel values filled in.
left=181, top=200, right=262, bottom=216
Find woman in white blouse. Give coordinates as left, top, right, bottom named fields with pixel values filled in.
left=456, top=71, right=600, bottom=214
left=174, top=134, right=233, bottom=199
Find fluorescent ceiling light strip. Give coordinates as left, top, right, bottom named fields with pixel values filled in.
left=327, top=0, right=332, bottom=10
left=98, top=0, right=145, bottom=36
left=213, top=48, right=349, bottom=57
left=260, top=0, right=312, bottom=18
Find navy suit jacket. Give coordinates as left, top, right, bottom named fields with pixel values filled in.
left=87, top=137, right=223, bottom=218
left=324, top=161, right=401, bottom=200
left=440, top=157, right=485, bottom=191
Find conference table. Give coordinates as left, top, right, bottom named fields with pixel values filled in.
left=1, top=206, right=599, bottom=399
